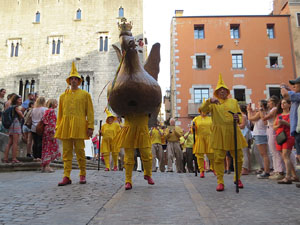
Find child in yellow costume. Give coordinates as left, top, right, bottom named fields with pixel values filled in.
left=100, top=109, right=121, bottom=171
left=193, top=104, right=215, bottom=178
left=150, top=124, right=165, bottom=172
left=114, top=114, right=154, bottom=190
left=55, top=62, right=94, bottom=186
left=199, top=74, right=247, bottom=191
left=183, top=129, right=195, bottom=173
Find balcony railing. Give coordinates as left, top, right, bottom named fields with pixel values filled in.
left=188, top=102, right=202, bottom=116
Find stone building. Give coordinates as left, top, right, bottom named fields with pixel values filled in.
left=0, top=0, right=144, bottom=130
left=170, top=10, right=295, bottom=130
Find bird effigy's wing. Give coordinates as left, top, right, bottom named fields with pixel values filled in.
left=112, top=44, right=122, bottom=62
left=144, top=43, right=160, bottom=81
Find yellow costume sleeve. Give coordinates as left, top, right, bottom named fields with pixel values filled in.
left=86, top=92, right=94, bottom=130
left=56, top=93, right=64, bottom=130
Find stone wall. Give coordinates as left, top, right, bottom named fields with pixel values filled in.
left=0, top=0, right=144, bottom=132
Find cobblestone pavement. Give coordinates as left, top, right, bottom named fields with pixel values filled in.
left=0, top=169, right=300, bottom=225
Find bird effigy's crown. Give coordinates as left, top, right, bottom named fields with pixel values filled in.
left=118, top=18, right=132, bottom=33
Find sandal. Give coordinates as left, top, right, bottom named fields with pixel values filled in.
left=291, top=177, right=300, bottom=182
left=277, top=178, right=292, bottom=184
left=44, top=168, right=54, bottom=173
left=11, top=159, right=20, bottom=163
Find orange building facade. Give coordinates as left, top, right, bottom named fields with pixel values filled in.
left=170, top=13, right=296, bottom=130
left=273, top=0, right=300, bottom=76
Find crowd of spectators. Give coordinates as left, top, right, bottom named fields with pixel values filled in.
left=1, top=78, right=300, bottom=188
left=0, top=90, right=60, bottom=173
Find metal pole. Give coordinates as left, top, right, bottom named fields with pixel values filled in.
left=98, top=120, right=103, bottom=171
left=228, top=111, right=240, bottom=193
left=193, top=122, right=197, bottom=177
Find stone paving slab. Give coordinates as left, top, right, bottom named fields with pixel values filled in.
left=90, top=172, right=205, bottom=225
left=187, top=171, right=300, bottom=225
left=0, top=169, right=125, bottom=225
left=0, top=169, right=300, bottom=225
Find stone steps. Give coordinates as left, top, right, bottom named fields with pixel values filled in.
left=0, top=157, right=105, bottom=172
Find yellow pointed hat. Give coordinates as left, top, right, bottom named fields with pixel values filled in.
left=66, top=62, right=82, bottom=85
left=213, top=73, right=229, bottom=97
left=105, top=108, right=117, bottom=123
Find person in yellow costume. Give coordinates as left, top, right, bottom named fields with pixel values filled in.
left=182, top=127, right=195, bottom=173
left=165, top=118, right=183, bottom=173
left=199, top=74, right=247, bottom=191
left=114, top=113, right=154, bottom=190
left=55, top=62, right=94, bottom=186
left=193, top=101, right=215, bottom=178
left=100, top=109, right=121, bottom=171
left=149, top=122, right=165, bottom=172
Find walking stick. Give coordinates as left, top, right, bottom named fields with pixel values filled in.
left=192, top=122, right=198, bottom=176
left=98, top=120, right=103, bottom=171
left=228, top=111, right=240, bottom=193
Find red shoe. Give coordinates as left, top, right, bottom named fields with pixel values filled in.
left=200, top=171, right=205, bottom=178
left=105, top=168, right=110, bottom=171
left=216, top=183, right=224, bottom=191
left=113, top=166, right=118, bottom=171
left=234, top=180, right=244, bottom=189
left=125, top=182, right=132, bottom=190
left=58, top=177, right=72, bottom=186
left=144, top=175, right=155, bottom=185
left=79, top=175, right=86, bottom=184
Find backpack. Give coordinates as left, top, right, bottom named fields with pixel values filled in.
left=1, top=106, right=17, bottom=129
left=24, top=108, right=33, bottom=128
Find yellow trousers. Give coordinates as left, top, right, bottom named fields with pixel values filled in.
left=214, top=149, right=243, bottom=184
left=62, top=139, right=86, bottom=179
left=124, top=148, right=152, bottom=184
left=103, top=152, right=119, bottom=169
left=196, top=153, right=214, bottom=173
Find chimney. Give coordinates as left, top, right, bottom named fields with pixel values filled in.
left=175, top=10, right=184, bottom=17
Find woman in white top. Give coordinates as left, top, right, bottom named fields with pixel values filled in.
left=31, top=97, right=47, bottom=161
left=247, top=100, right=270, bottom=178
left=260, top=95, right=285, bottom=180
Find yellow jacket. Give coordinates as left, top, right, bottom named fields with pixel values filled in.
left=150, top=127, right=163, bottom=145
left=200, top=98, right=247, bottom=150
left=183, top=131, right=194, bottom=148
left=165, top=126, right=183, bottom=142
left=101, top=123, right=121, bottom=140
left=114, top=114, right=151, bottom=149
left=193, top=115, right=214, bottom=154
left=55, top=88, right=94, bottom=140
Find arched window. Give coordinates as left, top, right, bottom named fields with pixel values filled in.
left=15, top=43, right=19, bottom=57
left=80, top=76, right=85, bottom=90
left=10, top=43, right=14, bottom=57
left=85, top=76, right=90, bottom=92
left=76, top=9, right=81, bottom=20
left=19, top=79, right=23, bottom=98
left=24, top=80, right=30, bottom=99
left=56, top=40, right=61, bottom=54
left=119, top=7, right=124, bottom=18
left=52, top=40, right=56, bottom=54
left=79, top=75, right=91, bottom=92
left=30, top=79, right=35, bottom=93
left=99, top=37, right=103, bottom=52
left=36, top=11, right=40, bottom=23
left=104, top=36, right=108, bottom=51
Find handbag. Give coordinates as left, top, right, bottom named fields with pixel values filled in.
left=36, top=120, right=45, bottom=136
left=276, top=131, right=287, bottom=145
